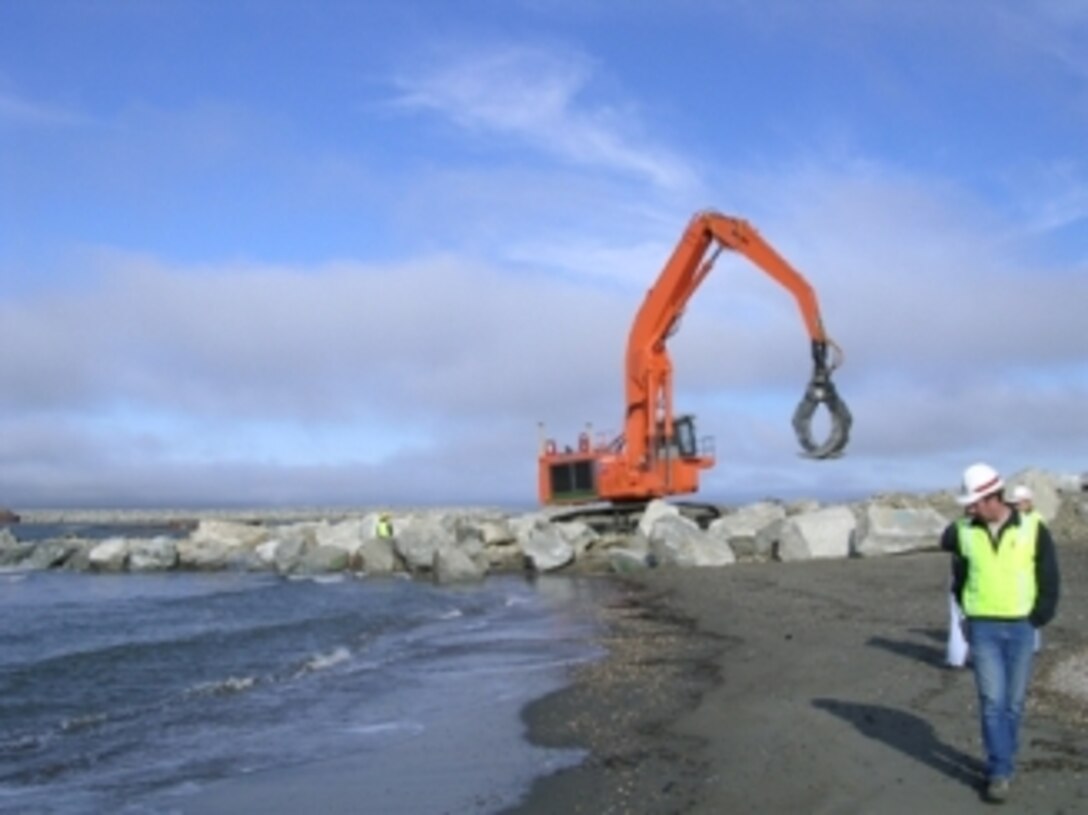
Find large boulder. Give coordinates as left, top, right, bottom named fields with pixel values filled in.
left=0, top=529, right=32, bottom=567
left=522, top=526, right=575, bottom=572
left=272, top=537, right=310, bottom=575
left=433, top=546, right=486, bottom=584
left=608, top=547, right=653, bottom=573
left=297, top=544, right=350, bottom=574
left=710, top=501, right=787, bottom=561
left=25, top=539, right=80, bottom=570
left=179, top=519, right=269, bottom=570
left=638, top=499, right=681, bottom=538
left=477, top=518, right=516, bottom=546
left=852, top=504, right=948, bottom=557
left=356, top=537, right=399, bottom=575
left=190, top=519, right=269, bottom=549
left=314, top=519, right=365, bottom=558
left=88, top=538, right=129, bottom=571
left=773, top=506, right=856, bottom=562
left=394, top=516, right=458, bottom=573
left=553, top=520, right=598, bottom=560
left=128, top=537, right=178, bottom=571
left=648, top=515, right=736, bottom=568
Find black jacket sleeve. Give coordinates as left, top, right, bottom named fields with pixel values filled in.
left=940, top=523, right=967, bottom=603
left=1031, top=522, right=1061, bottom=628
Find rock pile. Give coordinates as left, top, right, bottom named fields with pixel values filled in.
left=2, top=469, right=1085, bottom=584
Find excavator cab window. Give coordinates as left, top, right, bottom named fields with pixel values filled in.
left=654, top=415, right=700, bottom=460
left=674, top=415, right=698, bottom=458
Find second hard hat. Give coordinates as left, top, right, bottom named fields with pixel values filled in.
left=1010, top=484, right=1034, bottom=503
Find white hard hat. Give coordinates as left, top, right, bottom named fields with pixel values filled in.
left=1010, top=484, right=1034, bottom=503
left=957, top=462, right=1005, bottom=505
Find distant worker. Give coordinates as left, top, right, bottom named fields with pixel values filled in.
left=939, top=463, right=1060, bottom=804
left=376, top=512, right=394, bottom=539
left=1009, top=484, right=1046, bottom=654
left=1010, top=485, right=1037, bottom=518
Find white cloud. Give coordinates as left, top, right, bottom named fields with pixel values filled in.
left=390, top=43, right=696, bottom=190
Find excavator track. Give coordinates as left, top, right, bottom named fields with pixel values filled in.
left=548, top=501, right=722, bottom=534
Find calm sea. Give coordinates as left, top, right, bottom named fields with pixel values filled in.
left=0, top=547, right=612, bottom=814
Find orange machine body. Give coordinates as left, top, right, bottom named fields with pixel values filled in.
left=538, top=210, right=840, bottom=506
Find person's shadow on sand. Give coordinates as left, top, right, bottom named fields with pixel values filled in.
left=813, top=698, right=984, bottom=790
left=866, top=635, right=946, bottom=667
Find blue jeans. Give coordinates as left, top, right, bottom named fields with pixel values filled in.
left=967, top=619, right=1036, bottom=780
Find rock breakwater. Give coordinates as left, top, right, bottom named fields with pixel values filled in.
left=3, top=468, right=1085, bottom=584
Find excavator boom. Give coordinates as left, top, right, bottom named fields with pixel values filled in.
left=539, top=210, right=851, bottom=507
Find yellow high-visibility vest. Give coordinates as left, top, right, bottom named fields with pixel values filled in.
left=957, top=514, right=1039, bottom=618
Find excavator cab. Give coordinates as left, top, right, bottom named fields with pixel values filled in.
left=651, top=414, right=705, bottom=461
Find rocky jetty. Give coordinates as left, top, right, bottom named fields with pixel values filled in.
left=2, top=468, right=1085, bottom=584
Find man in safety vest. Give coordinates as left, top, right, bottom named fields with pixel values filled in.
left=376, top=512, right=394, bottom=539
left=940, top=463, right=1060, bottom=804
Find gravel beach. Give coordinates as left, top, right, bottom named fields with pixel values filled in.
left=507, top=547, right=1088, bottom=814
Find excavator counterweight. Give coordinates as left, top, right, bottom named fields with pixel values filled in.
left=538, top=210, right=852, bottom=507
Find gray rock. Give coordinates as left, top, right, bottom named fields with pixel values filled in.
left=89, top=538, right=129, bottom=571
left=128, top=537, right=178, bottom=571
left=710, top=501, right=786, bottom=561
left=638, top=499, right=681, bottom=538
left=273, top=537, right=309, bottom=575
left=297, top=544, right=349, bottom=574
left=314, top=519, right=364, bottom=557
left=25, top=539, right=79, bottom=570
left=433, top=546, right=486, bottom=584
left=394, top=516, right=457, bottom=572
left=774, top=506, right=856, bottom=562
left=356, top=537, right=398, bottom=575
left=0, top=529, right=33, bottom=567
left=648, top=515, right=735, bottom=568
left=190, top=519, right=269, bottom=550
left=522, top=526, right=575, bottom=572
left=608, top=547, right=651, bottom=573
left=852, top=505, right=947, bottom=557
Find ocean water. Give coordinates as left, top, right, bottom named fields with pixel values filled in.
left=0, top=566, right=612, bottom=814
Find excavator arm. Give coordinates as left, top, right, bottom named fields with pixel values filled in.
left=624, top=210, right=850, bottom=471
left=537, top=209, right=851, bottom=507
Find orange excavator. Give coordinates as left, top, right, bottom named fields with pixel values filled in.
left=538, top=210, right=851, bottom=508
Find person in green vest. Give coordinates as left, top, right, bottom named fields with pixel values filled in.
left=376, top=512, right=394, bottom=539
left=940, top=463, right=1060, bottom=804
left=1009, top=484, right=1038, bottom=520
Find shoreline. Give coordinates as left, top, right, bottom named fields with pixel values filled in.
left=508, top=549, right=1088, bottom=813
left=501, top=578, right=723, bottom=814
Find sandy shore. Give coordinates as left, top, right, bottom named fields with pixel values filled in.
left=506, top=547, right=1088, bottom=814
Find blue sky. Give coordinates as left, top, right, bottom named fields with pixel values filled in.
left=2, top=0, right=1086, bottom=509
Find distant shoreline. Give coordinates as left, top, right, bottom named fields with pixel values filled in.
left=8, top=505, right=514, bottom=525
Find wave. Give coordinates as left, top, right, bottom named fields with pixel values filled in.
left=286, top=573, right=346, bottom=584
left=298, top=646, right=351, bottom=674
left=185, top=676, right=258, bottom=697
left=60, top=712, right=108, bottom=732
left=346, top=719, right=425, bottom=738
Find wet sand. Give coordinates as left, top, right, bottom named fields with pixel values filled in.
left=506, top=548, right=1088, bottom=814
